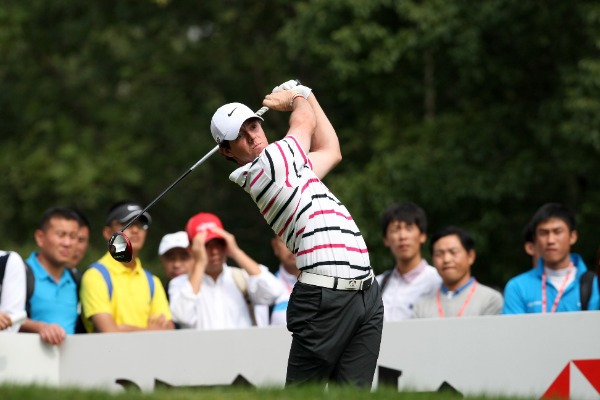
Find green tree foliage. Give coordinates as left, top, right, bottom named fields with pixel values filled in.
left=0, top=0, right=598, bottom=286
left=279, top=0, right=600, bottom=284
left=0, top=0, right=294, bottom=272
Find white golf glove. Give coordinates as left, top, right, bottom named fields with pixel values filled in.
left=272, top=80, right=312, bottom=99
left=272, top=79, right=298, bottom=93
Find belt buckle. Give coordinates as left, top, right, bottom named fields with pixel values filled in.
left=347, top=279, right=358, bottom=290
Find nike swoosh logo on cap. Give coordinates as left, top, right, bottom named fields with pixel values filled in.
left=227, top=107, right=238, bottom=117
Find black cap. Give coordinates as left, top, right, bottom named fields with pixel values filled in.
left=105, top=202, right=152, bottom=227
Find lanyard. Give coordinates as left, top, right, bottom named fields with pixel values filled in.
left=541, top=263, right=573, bottom=313
left=436, top=280, right=478, bottom=318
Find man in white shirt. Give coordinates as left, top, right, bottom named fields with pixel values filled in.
left=169, top=212, right=281, bottom=330
left=0, top=251, right=27, bottom=332
left=376, top=202, right=441, bottom=320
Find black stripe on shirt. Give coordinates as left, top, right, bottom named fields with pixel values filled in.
left=284, top=140, right=301, bottom=179
left=255, top=151, right=277, bottom=203
left=311, top=193, right=343, bottom=205
left=255, top=179, right=274, bottom=203
left=301, top=226, right=362, bottom=239
left=295, top=202, right=312, bottom=225
left=265, top=149, right=276, bottom=181
left=240, top=158, right=262, bottom=189
left=268, top=186, right=299, bottom=229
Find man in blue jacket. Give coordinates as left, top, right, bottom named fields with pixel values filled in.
left=504, top=203, right=599, bottom=313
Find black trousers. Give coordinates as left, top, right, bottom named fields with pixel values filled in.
left=285, top=279, right=384, bottom=387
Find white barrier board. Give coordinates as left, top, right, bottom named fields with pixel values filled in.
left=1, top=311, right=598, bottom=399
left=0, top=333, right=60, bottom=385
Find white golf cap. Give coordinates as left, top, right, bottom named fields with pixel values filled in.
left=158, top=231, right=190, bottom=256
left=210, top=102, right=263, bottom=144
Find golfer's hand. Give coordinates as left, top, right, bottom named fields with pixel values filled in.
left=263, top=89, right=299, bottom=112
left=272, top=79, right=298, bottom=93
left=273, top=80, right=312, bottom=99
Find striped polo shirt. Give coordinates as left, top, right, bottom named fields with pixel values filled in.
left=230, top=136, right=371, bottom=279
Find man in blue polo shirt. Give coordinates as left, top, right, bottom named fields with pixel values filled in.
left=20, top=207, right=81, bottom=345
left=503, top=203, right=599, bottom=314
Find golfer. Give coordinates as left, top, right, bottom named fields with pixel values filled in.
left=210, top=80, right=383, bottom=387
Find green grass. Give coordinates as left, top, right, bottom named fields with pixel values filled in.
left=0, top=383, right=535, bottom=400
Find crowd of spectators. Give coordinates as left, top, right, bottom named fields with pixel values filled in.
left=0, top=200, right=598, bottom=343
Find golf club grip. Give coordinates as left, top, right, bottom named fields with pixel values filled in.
left=256, top=106, right=269, bottom=116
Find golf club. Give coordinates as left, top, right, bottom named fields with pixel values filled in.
left=108, top=105, right=270, bottom=263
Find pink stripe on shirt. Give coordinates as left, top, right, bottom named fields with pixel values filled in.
left=274, top=142, right=291, bottom=187
left=309, top=209, right=353, bottom=220
left=296, top=243, right=368, bottom=257
left=295, top=227, right=305, bottom=239
left=285, top=135, right=312, bottom=169
left=249, top=169, right=264, bottom=188
left=262, top=189, right=281, bottom=215
left=278, top=200, right=301, bottom=237
left=301, top=178, right=320, bottom=193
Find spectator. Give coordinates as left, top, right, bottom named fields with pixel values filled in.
left=67, top=208, right=91, bottom=271
left=269, top=236, right=299, bottom=326
left=210, top=80, right=383, bottom=387
left=0, top=250, right=27, bottom=332
left=63, top=208, right=90, bottom=334
left=169, top=212, right=281, bottom=330
left=158, top=231, right=193, bottom=291
left=20, top=207, right=81, bottom=345
left=413, top=226, right=503, bottom=318
left=503, top=203, right=599, bottom=314
left=158, top=231, right=193, bottom=330
left=80, top=200, right=174, bottom=332
left=522, top=219, right=540, bottom=268
left=375, top=202, right=441, bottom=320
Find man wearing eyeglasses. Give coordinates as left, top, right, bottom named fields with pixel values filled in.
left=80, top=200, right=174, bottom=333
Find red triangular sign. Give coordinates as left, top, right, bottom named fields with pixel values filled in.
left=542, top=363, right=570, bottom=399
left=573, top=359, right=600, bottom=394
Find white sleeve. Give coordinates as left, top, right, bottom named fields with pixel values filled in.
left=253, top=304, right=270, bottom=327
left=246, top=265, right=283, bottom=305
left=168, top=275, right=201, bottom=329
left=0, top=252, right=27, bottom=332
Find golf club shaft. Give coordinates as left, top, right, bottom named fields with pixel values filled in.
left=118, top=105, right=270, bottom=233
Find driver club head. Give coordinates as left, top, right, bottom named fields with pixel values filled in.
left=108, top=232, right=133, bottom=263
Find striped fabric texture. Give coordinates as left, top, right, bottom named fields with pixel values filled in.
left=230, top=136, right=371, bottom=279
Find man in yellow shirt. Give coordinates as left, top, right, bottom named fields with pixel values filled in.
left=80, top=201, right=174, bottom=332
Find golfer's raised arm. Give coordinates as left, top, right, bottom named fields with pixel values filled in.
left=305, top=93, right=341, bottom=179
left=263, top=89, right=316, bottom=153
left=263, top=87, right=340, bottom=179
